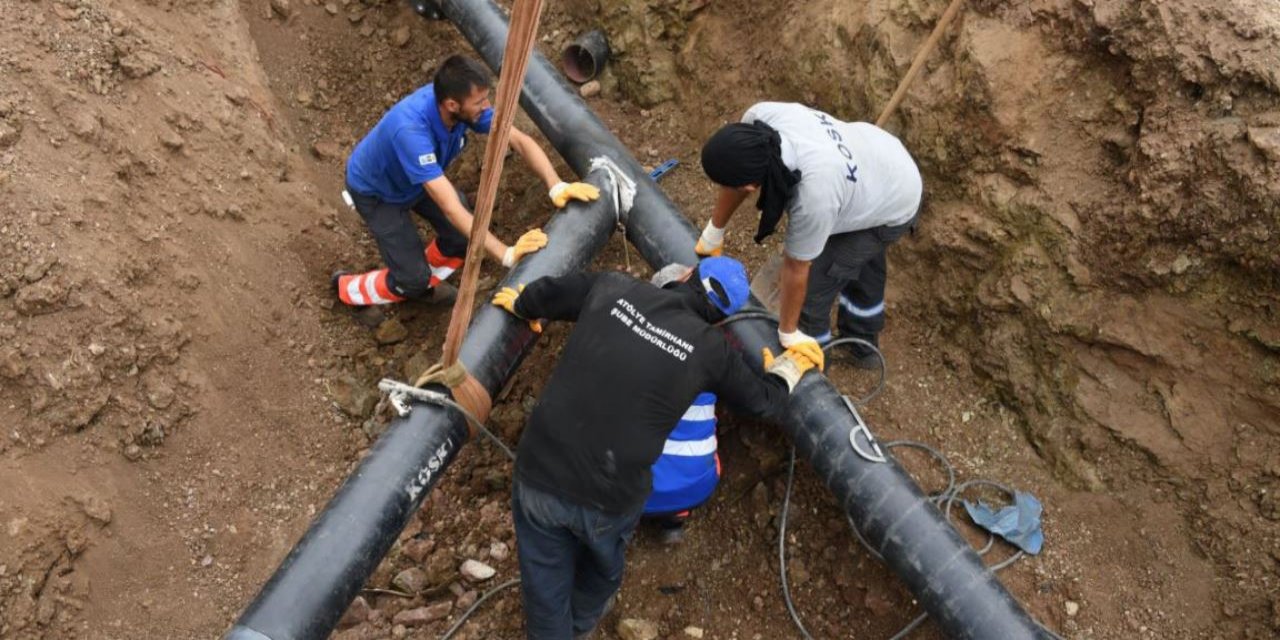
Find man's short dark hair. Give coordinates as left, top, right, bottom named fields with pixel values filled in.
left=433, top=55, right=493, bottom=103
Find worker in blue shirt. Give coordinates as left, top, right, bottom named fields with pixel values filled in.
left=333, top=54, right=600, bottom=306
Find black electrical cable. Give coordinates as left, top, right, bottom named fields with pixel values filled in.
left=818, top=336, right=888, bottom=405
left=779, top=444, right=816, bottom=640
left=775, top=341, right=1065, bottom=640
left=438, top=578, right=522, bottom=640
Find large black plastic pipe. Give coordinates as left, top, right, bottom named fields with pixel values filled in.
left=441, top=1, right=1054, bottom=638
left=224, top=174, right=619, bottom=640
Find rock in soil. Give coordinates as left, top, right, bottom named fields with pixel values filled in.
left=338, top=596, right=370, bottom=628
left=375, top=318, right=408, bottom=345
left=617, top=618, right=659, bottom=640
left=311, top=140, right=342, bottom=160
left=1247, top=126, right=1280, bottom=163
left=488, top=540, right=510, bottom=562
left=14, top=279, right=68, bottom=316
left=22, top=256, right=57, bottom=283
left=864, top=589, right=895, bottom=617
left=424, top=549, right=455, bottom=585
left=401, top=537, right=434, bottom=563
left=391, top=25, right=411, bottom=48
left=459, top=559, right=495, bottom=582
left=579, top=80, right=601, bottom=98
left=0, top=121, right=20, bottom=148
left=118, top=52, right=161, bottom=79
left=332, top=375, right=378, bottom=418
left=333, top=622, right=377, bottom=640
left=456, top=590, right=478, bottom=610
left=0, top=347, right=27, bottom=379
left=269, top=0, right=290, bottom=18
left=392, top=601, right=452, bottom=627
left=79, top=496, right=112, bottom=525
left=159, top=128, right=185, bottom=151
left=391, top=567, right=428, bottom=594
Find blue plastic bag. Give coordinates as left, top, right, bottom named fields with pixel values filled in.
left=962, top=490, right=1044, bottom=555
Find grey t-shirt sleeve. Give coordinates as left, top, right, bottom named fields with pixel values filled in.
left=783, top=175, right=840, bottom=261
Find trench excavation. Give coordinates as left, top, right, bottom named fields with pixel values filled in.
left=3, top=0, right=1273, bottom=637
left=226, top=1, right=1060, bottom=638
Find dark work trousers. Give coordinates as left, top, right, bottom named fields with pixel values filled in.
left=798, top=214, right=917, bottom=342
left=513, top=479, right=642, bottom=640
left=345, top=184, right=469, bottom=299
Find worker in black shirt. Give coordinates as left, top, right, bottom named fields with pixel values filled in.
left=491, top=256, right=819, bottom=640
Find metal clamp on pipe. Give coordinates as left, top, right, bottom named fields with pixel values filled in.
left=379, top=378, right=449, bottom=417
left=842, top=395, right=887, bottom=464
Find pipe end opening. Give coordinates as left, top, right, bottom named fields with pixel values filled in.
left=561, top=44, right=598, bottom=83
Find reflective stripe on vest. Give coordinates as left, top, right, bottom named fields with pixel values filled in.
left=662, top=435, right=717, bottom=457
left=680, top=403, right=716, bottom=422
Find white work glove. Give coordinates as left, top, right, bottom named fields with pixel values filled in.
left=695, top=220, right=725, bottom=257
left=778, top=329, right=825, bottom=372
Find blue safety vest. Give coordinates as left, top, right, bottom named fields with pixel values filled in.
left=644, top=392, right=720, bottom=515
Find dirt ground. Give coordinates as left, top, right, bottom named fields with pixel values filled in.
left=0, top=0, right=1276, bottom=639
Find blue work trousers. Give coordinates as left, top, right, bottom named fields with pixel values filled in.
left=512, top=479, right=641, bottom=640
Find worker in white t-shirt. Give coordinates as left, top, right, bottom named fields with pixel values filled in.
left=696, top=102, right=922, bottom=368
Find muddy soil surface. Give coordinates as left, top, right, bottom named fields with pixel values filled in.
left=0, top=0, right=1276, bottom=639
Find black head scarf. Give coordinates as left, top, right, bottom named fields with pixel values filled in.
left=700, top=120, right=802, bottom=243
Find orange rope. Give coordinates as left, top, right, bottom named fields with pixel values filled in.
left=439, top=0, right=545, bottom=367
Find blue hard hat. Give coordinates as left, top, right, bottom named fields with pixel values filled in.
left=697, top=256, right=750, bottom=316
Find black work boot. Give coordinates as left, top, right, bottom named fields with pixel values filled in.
left=428, top=280, right=458, bottom=306
left=836, top=331, right=882, bottom=370
left=330, top=269, right=349, bottom=297
left=658, top=523, right=686, bottom=546
left=331, top=270, right=385, bottom=328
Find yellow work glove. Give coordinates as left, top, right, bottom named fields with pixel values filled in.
left=491, top=285, right=542, bottom=333
left=501, top=229, right=548, bottom=268
left=778, top=329, right=825, bottom=372
left=762, top=347, right=817, bottom=392
left=549, top=181, right=601, bottom=208
left=695, top=219, right=725, bottom=257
